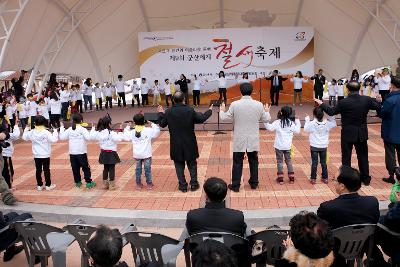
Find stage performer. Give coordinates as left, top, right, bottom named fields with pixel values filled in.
left=265, top=70, right=287, bottom=106
left=130, top=80, right=140, bottom=107
left=140, top=78, right=151, bottom=106
left=158, top=91, right=213, bottom=192
left=90, top=115, right=124, bottom=190
left=82, top=78, right=93, bottom=112
left=311, top=69, right=326, bottom=100
left=219, top=83, right=270, bottom=192
left=237, top=72, right=251, bottom=84
left=374, top=67, right=391, bottom=102
left=192, top=75, right=204, bottom=107
left=174, top=74, right=191, bottom=105
left=206, top=71, right=236, bottom=104
left=114, top=75, right=129, bottom=107
left=289, top=71, right=308, bottom=106
left=315, top=81, right=381, bottom=186
left=164, top=79, right=173, bottom=107
left=151, top=80, right=161, bottom=107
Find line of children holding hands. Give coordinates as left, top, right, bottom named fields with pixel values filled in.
left=5, top=104, right=337, bottom=192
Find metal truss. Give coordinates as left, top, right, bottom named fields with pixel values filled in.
left=0, top=0, right=29, bottom=69
left=26, top=0, right=104, bottom=96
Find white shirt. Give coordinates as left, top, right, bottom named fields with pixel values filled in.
left=37, top=105, right=49, bottom=120
left=265, top=119, right=301, bottom=150
left=94, top=87, right=103, bottom=98
left=123, top=123, right=160, bottom=159
left=82, top=84, right=93, bottom=96
left=304, top=116, right=337, bottom=148
left=152, top=85, right=161, bottom=95
left=103, top=86, right=114, bottom=97
left=26, top=100, right=38, bottom=117
left=374, top=75, right=391, bottom=91
left=114, top=80, right=128, bottom=93
left=336, top=85, right=344, bottom=96
left=5, top=105, right=16, bottom=118
left=140, top=83, right=151, bottom=94
left=164, top=83, right=172, bottom=95
left=60, top=90, right=70, bottom=103
left=328, top=85, right=336, bottom=96
left=59, top=125, right=91, bottom=155
left=90, top=128, right=124, bottom=151
left=2, top=125, right=20, bottom=157
left=290, top=77, right=308, bottom=90
left=209, top=77, right=235, bottom=88
left=22, top=128, right=58, bottom=158
left=193, top=79, right=204, bottom=91
left=48, top=99, right=61, bottom=114
left=131, top=84, right=140, bottom=95
left=18, top=103, right=27, bottom=119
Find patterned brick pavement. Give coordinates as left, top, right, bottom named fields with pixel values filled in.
left=10, top=124, right=391, bottom=211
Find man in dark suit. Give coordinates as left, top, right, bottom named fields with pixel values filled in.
left=315, top=81, right=381, bottom=185
left=265, top=70, right=287, bottom=106
left=186, top=177, right=248, bottom=237
left=311, top=69, right=326, bottom=100
left=317, top=165, right=380, bottom=229
left=158, top=92, right=212, bottom=192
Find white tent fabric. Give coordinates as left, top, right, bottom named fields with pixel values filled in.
left=0, top=0, right=399, bottom=82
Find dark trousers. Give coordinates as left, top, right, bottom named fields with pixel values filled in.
left=141, top=94, right=149, bottom=106
left=315, top=89, right=323, bottom=100
left=96, top=98, right=102, bottom=110
left=61, top=102, right=69, bottom=120
left=182, top=91, right=189, bottom=105
left=2, top=157, right=13, bottom=189
left=270, top=87, right=280, bottom=105
left=34, top=158, right=51, bottom=187
left=49, top=114, right=60, bottom=128
left=380, top=90, right=389, bottom=102
left=341, top=140, right=370, bottom=183
left=83, top=95, right=92, bottom=111
left=105, top=96, right=112, bottom=109
left=0, top=212, right=32, bottom=251
left=231, top=151, right=259, bottom=189
left=384, top=141, right=400, bottom=178
left=310, top=148, right=328, bottom=180
left=338, top=96, right=345, bottom=101
left=117, top=92, right=126, bottom=107
left=70, top=154, right=92, bottom=184
left=193, top=90, right=200, bottom=106
left=103, top=164, right=115, bottom=181
left=8, top=117, right=15, bottom=132
left=20, top=117, right=28, bottom=130
left=165, top=95, right=173, bottom=107
left=173, top=160, right=198, bottom=189
left=29, top=116, right=35, bottom=128
left=133, top=94, right=140, bottom=107
left=77, top=100, right=83, bottom=113
left=218, top=88, right=227, bottom=104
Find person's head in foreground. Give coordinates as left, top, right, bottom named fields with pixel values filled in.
left=390, top=76, right=400, bottom=92
left=87, top=225, right=123, bottom=267
left=277, top=106, right=294, bottom=128
left=96, top=115, right=112, bottom=131
left=172, top=91, right=184, bottom=104
left=240, top=82, right=253, bottom=96
left=334, top=165, right=361, bottom=195
left=313, top=106, right=325, bottom=122
left=204, top=177, right=227, bottom=203
left=282, top=211, right=334, bottom=267
left=347, top=81, right=361, bottom=92
left=34, top=115, right=47, bottom=127
left=72, top=113, right=84, bottom=130
left=133, top=113, right=145, bottom=138
left=192, top=239, right=238, bottom=267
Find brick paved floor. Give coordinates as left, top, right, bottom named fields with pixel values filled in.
left=11, top=123, right=391, bottom=211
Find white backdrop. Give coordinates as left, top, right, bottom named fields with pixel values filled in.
left=139, top=27, right=314, bottom=91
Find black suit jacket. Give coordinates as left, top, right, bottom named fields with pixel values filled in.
left=317, top=193, right=379, bottom=230
left=174, top=79, right=191, bottom=93
left=266, top=75, right=287, bottom=91
left=186, top=202, right=247, bottom=237
left=158, top=104, right=212, bottom=161
left=311, top=74, right=326, bottom=91
left=320, top=93, right=381, bottom=143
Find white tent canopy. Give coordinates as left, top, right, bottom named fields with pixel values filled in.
left=0, top=0, right=399, bottom=83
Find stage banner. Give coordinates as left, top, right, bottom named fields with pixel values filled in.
left=139, top=27, right=314, bottom=91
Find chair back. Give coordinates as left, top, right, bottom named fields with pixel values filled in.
left=248, top=229, right=289, bottom=266
left=332, top=224, right=376, bottom=261
left=124, top=231, right=180, bottom=266
left=13, top=221, right=64, bottom=257
left=64, top=223, right=97, bottom=267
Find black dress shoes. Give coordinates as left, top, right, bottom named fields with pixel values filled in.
left=228, top=184, right=240, bottom=192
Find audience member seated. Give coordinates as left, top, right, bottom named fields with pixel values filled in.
left=87, top=225, right=128, bottom=267
left=317, top=165, right=380, bottom=229
left=192, top=239, right=238, bottom=267
left=0, top=211, right=32, bottom=262
left=275, top=211, right=337, bottom=267
left=185, top=177, right=248, bottom=237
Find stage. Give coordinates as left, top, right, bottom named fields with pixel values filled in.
left=5, top=107, right=391, bottom=226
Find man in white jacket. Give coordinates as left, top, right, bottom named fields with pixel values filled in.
left=220, top=83, right=271, bottom=192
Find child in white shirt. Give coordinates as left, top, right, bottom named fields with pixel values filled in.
left=17, top=98, right=28, bottom=130
left=265, top=106, right=301, bottom=184
left=140, top=78, right=151, bottom=106
left=25, top=93, right=38, bottom=128
left=328, top=79, right=337, bottom=106
left=90, top=115, right=124, bottom=190
left=5, top=100, right=17, bottom=131
left=164, top=79, right=173, bottom=107
left=151, top=80, right=161, bottom=106
left=130, top=80, right=140, bottom=107
left=22, top=115, right=58, bottom=191
left=37, top=99, right=50, bottom=126
left=290, top=71, right=308, bottom=106
left=2, top=124, right=20, bottom=189
left=60, top=113, right=96, bottom=189
left=123, top=114, right=160, bottom=190
left=94, top=83, right=103, bottom=110
left=103, top=82, right=114, bottom=109
left=192, top=75, right=204, bottom=107
left=304, top=107, right=337, bottom=184
left=336, top=81, right=345, bottom=101
left=48, top=92, right=61, bottom=128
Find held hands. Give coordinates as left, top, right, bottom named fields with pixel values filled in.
left=220, top=102, right=226, bottom=112
left=209, top=104, right=214, bottom=111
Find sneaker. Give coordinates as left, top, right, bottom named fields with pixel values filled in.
left=37, top=186, right=43, bottom=191
left=322, top=178, right=329, bottom=184
left=75, top=182, right=82, bottom=188
left=382, top=176, right=396, bottom=184
left=146, top=183, right=154, bottom=190
left=190, top=184, right=200, bottom=191
left=86, top=181, right=96, bottom=189
left=136, top=183, right=144, bottom=190
left=276, top=177, right=284, bottom=185
left=45, top=184, right=56, bottom=191
left=310, top=179, right=317, bottom=185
